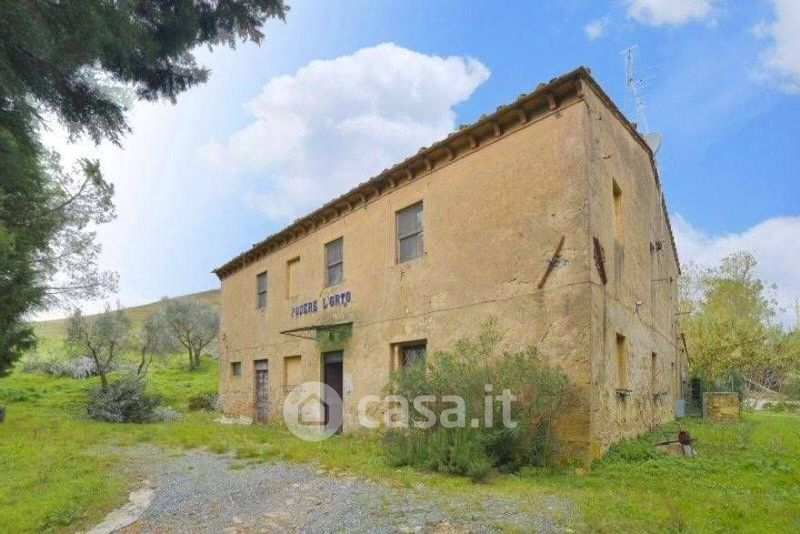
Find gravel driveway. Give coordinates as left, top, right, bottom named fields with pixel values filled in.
left=105, top=446, right=574, bottom=533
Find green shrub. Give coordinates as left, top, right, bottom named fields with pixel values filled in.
left=599, top=436, right=663, bottom=464
left=187, top=392, right=219, bottom=412
left=764, top=401, right=800, bottom=413
left=383, top=319, right=569, bottom=480
left=21, top=353, right=100, bottom=379
left=86, top=376, right=161, bottom=423
left=0, top=386, right=32, bottom=403
left=151, top=406, right=183, bottom=421
left=782, top=374, right=800, bottom=400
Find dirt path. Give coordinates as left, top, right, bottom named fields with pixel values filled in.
left=94, top=446, right=575, bottom=533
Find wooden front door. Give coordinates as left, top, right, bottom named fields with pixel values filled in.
left=323, top=351, right=344, bottom=434
left=255, top=359, right=269, bottom=423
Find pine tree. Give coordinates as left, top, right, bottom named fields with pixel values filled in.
left=0, top=0, right=288, bottom=374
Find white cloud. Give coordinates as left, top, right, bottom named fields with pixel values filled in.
left=753, top=0, right=800, bottom=93
left=584, top=18, right=607, bottom=40
left=201, top=43, right=490, bottom=221
left=625, top=0, right=714, bottom=26
left=672, top=214, right=800, bottom=328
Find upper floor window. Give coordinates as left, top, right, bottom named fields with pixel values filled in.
left=613, top=180, right=623, bottom=243
left=256, top=271, right=268, bottom=310
left=396, top=201, right=424, bottom=263
left=286, top=257, right=300, bottom=298
left=325, top=238, right=344, bottom=286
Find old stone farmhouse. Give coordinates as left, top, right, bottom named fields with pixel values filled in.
left=213, top=67, right=687, bottom=460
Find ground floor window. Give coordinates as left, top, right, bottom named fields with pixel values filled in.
left=392, top=341, right=427, bottom=371
left=231, top=361, right=242, bottom=376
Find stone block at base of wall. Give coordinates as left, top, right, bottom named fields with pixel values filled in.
left=702, top=392, right=740, bottom=422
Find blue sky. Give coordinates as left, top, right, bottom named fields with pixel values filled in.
left=46, top=0, right=800, bottom=324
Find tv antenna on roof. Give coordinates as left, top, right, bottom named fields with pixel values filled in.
left=622, top=45, right=662, bottom=154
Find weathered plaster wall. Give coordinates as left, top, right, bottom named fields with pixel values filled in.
left=581, top=84, right=682, bottom=457
left=216, top=73, right=684, bottom=462
left=219, top=94, right=596, bottom=455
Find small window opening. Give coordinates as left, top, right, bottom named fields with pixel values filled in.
left=613, top=180, right=623, bottom=243
left=616, top=333, right=628, bottom=390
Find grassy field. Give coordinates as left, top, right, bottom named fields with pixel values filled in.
left=1, top=317, right=799, bottom=532
left=32, top=288, right=220, bottom=340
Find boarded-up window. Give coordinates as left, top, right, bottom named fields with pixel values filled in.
left=613, top=180, right=623, bottom=243
left=396, top=202, right=424, bottom=263
left=256, top=272, right=268, bottom=310
left=325, top=238, right=344, bottom=286
left=616, top=333, right=628, bottom=389
left=231, top=361, right=242, bottom=376
left=283, top=355, right=301, bottom=390
left=286, top=257, right=300, bottom=297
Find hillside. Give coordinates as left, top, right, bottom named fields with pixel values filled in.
left=33, top=288, right=220, bottom=341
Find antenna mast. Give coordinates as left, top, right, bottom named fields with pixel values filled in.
left=623, top=45, right=650, bottom=133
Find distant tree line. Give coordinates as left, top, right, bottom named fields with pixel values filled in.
left=679, top=252, right=800, bottom=402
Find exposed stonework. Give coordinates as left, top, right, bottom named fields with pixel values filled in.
left=213, top=68, right=686, bottom=462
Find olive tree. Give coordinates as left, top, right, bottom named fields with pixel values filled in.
left=136, top=309, right=179, bottom=377
left=163, top=299, right=219, bottom=371
left=66, top=305, right=131, bottom=389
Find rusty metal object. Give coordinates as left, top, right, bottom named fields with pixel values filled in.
left=538, top=235, right=565, bottom=289
left=593, top=236, right=607, bottom=285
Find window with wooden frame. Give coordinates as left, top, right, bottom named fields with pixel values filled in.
left=324, top=238, right=344, bottom=287
left=396, top=201, right=424, bottom=263
left=256, top=271, right=268, bottom=310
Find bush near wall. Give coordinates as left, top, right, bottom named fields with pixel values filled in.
left=383, top=320, right=569, bottom=481
left=187, top=392, right=219, bottom=412
left=86, top=376, right=162, bottom=423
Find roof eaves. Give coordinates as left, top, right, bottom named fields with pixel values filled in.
left=212, top=67, right=589, bottom=279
